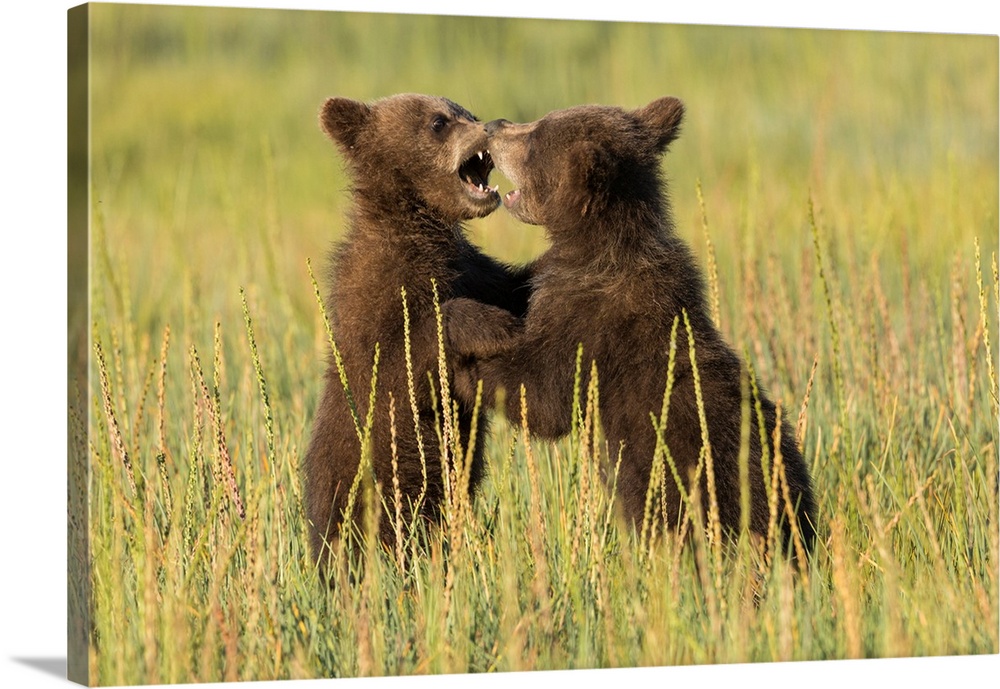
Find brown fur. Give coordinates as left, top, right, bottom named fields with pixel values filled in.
left=303, top=94, right=531, bottom=568
left=443, top=97, right=817, bottom=553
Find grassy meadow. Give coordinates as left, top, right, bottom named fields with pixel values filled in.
left=75, top=4, right=999, bottom=685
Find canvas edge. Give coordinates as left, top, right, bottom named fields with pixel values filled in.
left=68, top=3, right=91, bottom=687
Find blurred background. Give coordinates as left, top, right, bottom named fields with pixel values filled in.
left=89, top=3, right=998, bottom=329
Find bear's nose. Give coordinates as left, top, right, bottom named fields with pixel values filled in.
left=484, top=119, right=510, bottom=136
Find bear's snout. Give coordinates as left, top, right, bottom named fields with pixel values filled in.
left=485, top=119, right=511, bottom=136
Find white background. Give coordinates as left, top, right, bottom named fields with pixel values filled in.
left=1, top=1, right=998, bottom=688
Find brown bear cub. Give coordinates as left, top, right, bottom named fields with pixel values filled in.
left=304, top=94, right=531, bottom=568
left=443, top=97, right=817, bottom=554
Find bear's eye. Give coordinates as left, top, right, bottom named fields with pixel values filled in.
left=430, top=115, right=448, bottom=133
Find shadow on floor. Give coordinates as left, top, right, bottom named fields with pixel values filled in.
left=11, top=657, right=67, bottom=679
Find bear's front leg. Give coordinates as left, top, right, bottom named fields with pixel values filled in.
left=442, top=297, right=523, bottom=405
left=442, top=297, right=523, bottom=359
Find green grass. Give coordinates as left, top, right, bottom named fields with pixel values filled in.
left=77, top=4, right=998, bottom=684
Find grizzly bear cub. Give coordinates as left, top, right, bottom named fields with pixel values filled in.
left=304, top=94, right=531, bottom=567
left=443, top=97, right=816, bottom=553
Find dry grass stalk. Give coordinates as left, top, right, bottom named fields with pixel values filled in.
left=155, top=451, right=173, bottom=530
left=641, top=316, right=680, bottom=556
left=95, top=340, right=138, bottom=497
left=307, top=258, right=362, bottom=440
left=697, top=179, right=722, bottom=329
left=458, top=380, right=485, bottom=518
left=871, top=258, right=902, bottom=385
left=243, top=508, right=263, bottom=669
left=131, top=355, right=157, bottom=455
left=975, top=238, right=998, bottom=419
left=765, top=401, right=784, bottom=557
left=569, top=356, right=598, bottom=574
left=400, top=286, right=430, bottom=523
left=682, top=310, right=722, bottom=574
left=992, top=252, right=998, bottom=324
left=110, top=327, right=131, bottom=442
left=776, top=561, right=795, bottom=662
left=775, top=415, right=809, bottom=574
left=388, top=392, right=405, bottom=572
left=687, top=482, right=722, bottom=649
left=566, top=360, right=595, bottom=576
left=190, top=344, right=246, bottom=521
left=342, top=344, right=381, bottom=542
left=810, top=197, right=851, bottom=459
left=950, top=253, right=970, bottom=422
left=156, top=322, right=171, bottom=446
left=795, top=354, right=819, bottom=449
left=737, top=363, right=753, bottom=541
left=241, top=290, right=278, bottom=477
left=141, top=481, right=160, bottom=685
left=357, top=473, right=382, bottom=678
left=520, top=384, right=552, bottom=636
left=830, top=509, right=862, bottom=659
left=431, top=279, right=457, bottom=513
left=182, top=348, right=205, bottom=557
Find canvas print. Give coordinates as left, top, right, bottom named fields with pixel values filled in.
left=67, top=3, right=999, bottom=686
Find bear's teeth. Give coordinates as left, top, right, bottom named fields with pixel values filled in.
left=477, top=151, right=484, bottom=160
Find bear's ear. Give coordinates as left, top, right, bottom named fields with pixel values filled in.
left=634, top=96, right=684, bottom=152
left=319, top=97, right=371, bottom=151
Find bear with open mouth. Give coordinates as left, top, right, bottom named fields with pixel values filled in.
left=303, top=93, right=532, bottom=569
left=443, top=97, right=817, bottom=555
